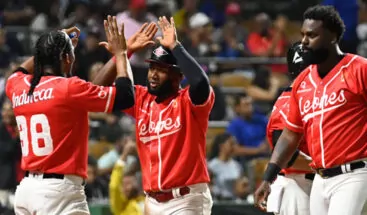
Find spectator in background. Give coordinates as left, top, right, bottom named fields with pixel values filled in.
left=227, top=94, right=269, bottom=163
left=182, top=12, right=219, bottom=57
left=208, top=74, right=227, bottom=121
left=357, top=0, right=367, bottom=57
left=0, top=100, right=21, bottom=210
left=0, top=28, right=12, bottom=69
left=116, top=0, right=159, bottom=85
left=110, top=0, right=129, bottom=15
left=247, top=13, right=289, bottom=73
left=30, top=0, right=61, bottom=32
left=98, top=136, right=138, bottom=176
left=85, top=155, right=109, bottom=203
left=208, top=133, right=243, bottom=200
left=146, top=0, right=175, bottom=18
left=62, top=0, right=91, bottom=41
left=322, top=0, right=359, bottom=54
left=247, top=66, right=281, bottom=114
left=99, top=113, right=123, bottom=143
left=199, top=0, right=226, bottom=28
left=214, top=2, right=250, bottom=58
left=173, top=0, right=198, bottom=34
left=0, top=1, right=35, bottom=26
left=77, top=27, right=110, bottom=81
left=109, top=139, right=144, bottom=215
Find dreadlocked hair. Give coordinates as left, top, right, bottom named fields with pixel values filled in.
left=28, top=30, right=72, bottom=96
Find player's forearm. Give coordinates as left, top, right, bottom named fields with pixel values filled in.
left=116, top=53, right=129, bottom=78
left=93, top=52, right=133, bottom=86
left=171, top=43, right=210, bottom=104
left=19, top=56, right=34, bottom=74
left=270, top=128, right=302, bottom=169
left=92, top=59, right=116, bottom=86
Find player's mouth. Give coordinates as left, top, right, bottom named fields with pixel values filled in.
left=149, top=82, right=159, bottom=88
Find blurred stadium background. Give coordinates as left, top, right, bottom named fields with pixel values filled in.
left=0, top=0, right=367, bottom=214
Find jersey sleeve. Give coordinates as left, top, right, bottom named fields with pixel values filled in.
left=67, top=77, right=116, bottom=113
left=284, top=85, right=304, bottom=133
left=5, top=71, right=26, bottom=99
left=185, top=86, right=215, bottom=116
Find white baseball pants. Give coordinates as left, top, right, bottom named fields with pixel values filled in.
left=310, top=168, right=367, bottom=215
left=144, top=183, right=213, bottom=215
left=14, top=173, right=89, bottom=215
left=268, top=174, right=313, bottom=215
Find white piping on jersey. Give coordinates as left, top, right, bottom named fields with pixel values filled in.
left=104, top=87, right=113, bottom=112
left=140, top=128, right=181, bottom=144
left=318, top=55, right=358, bottom=167
left=24, top=76, right=64, bottom=88
left=277, top=95, right=290, bottom=100
left=309, top=70, right=317, bottom=164
left=308, top=72, right=317, bottom=88
left=280, top=110, right=302, bottom=129
left=156, top=100, right=175, bottom=191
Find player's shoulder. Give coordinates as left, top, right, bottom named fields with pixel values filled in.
left=291, top=66, right=312, bottom=89
left=7, top=70, right=27, bottom=82
left=349, top=54, right=367, bottom=69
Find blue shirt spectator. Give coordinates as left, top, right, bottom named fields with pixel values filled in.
left=226, top=95, right=269, bottom=161
left=227, top=113, right=267, bottom=148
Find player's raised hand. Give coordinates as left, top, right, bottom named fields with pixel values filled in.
left=62, top=26, right=80, bottom=48
left=127, top=22, right=158, bottom=53
left=157, top=16, right=178, bottom=50
left=254, top=181, right=271, bottom=211
left=99, top=15, right=127, bottom=55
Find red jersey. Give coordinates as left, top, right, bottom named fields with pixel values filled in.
left=5, top=71, right=116, bottom=178
left=124, top=86, right=215, bottom=192
left=286, top=54, right=367, bottom=169
left=267, top=90, right=312, bottom=174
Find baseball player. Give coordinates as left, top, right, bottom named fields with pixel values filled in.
left=255, top=5, right=367, bottom=215
left=6, top=17, right=135, bottom=215
left=94, top=16, right=214, bottom=215
left=264, top=42, right=313, bottom=215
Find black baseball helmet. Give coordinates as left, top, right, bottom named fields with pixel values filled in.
left=287, top=41, right=310, bottom=79
left=145, top=45, right=180, bottom=72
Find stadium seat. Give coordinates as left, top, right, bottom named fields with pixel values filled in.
left=220, top=73, right=252, bottom=88
left=88, top=141, right=115, bottom=159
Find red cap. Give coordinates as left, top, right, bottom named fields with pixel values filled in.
left=225, top=2, right=241, bottom=15
left=129, top=0, right=146, bottom=9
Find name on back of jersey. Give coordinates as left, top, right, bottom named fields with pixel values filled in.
left=12, top=88, right=54, bottom=108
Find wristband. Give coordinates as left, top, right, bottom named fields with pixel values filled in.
left=111, top=50, right=133, bottom=63
left=263, top=163, right=281, bottom=182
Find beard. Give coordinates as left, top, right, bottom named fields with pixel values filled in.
left=301, top=46, right=330, bottom=65
left=147, top=79, right=175, bottom=97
